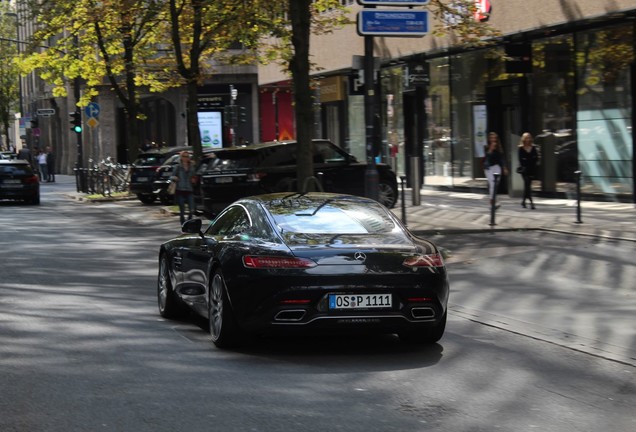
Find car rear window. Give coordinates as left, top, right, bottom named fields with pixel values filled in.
left=266, top=198, right=409, bottom=246
left=134, top=154, right=166, bottom=166
left=200, top=150, right=260, bottom=170
left=0, top=165, right=33, bottom=175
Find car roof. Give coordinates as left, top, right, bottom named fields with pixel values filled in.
left=209, top=139, right=332, bottom=154
left=240, top=191, right=378, bottom=206
left=139, top=146, right=192, bottom=156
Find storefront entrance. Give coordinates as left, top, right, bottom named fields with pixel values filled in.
left=486, top=79, right=528, bottom=196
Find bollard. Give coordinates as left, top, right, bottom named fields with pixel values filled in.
left=400, top=175, right=407, bottom=226
left=574, top=170, right=583, bottom=224
left=74, top=165, right=81, bottom=193
left=489, top=173, right=500, bottom=226
left=410, top=157, right=421, bottom=206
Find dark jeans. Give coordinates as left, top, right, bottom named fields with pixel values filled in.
left=176, top=191, right=195, bottom=226
left=39, top=164, right=48, bottom=181
left=522, top=174, right=534, bottom=204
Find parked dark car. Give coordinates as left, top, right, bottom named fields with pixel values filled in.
left=197, top=140, right=399, bottom=217
left=129, top=146, right=191, bottom=204
left=0, top=159, right=40, bottom=204
left=158, top=192, right=449, bottom=348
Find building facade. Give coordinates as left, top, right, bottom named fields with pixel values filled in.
left=258, top=0, right=636, bottom=202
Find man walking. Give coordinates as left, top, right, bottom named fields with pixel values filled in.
left=46, top=146, right=56, bottom=182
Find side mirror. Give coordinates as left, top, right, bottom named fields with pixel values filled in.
left=181, top=218, right=203, bottom=234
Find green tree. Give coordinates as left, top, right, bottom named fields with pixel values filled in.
left=166, top=0, right=284, bottom=162
left=0, top=5, right=20, bottom=151
left=268, top=0, right=499, bottom=193
left=18, top=0, right=171, bottom=162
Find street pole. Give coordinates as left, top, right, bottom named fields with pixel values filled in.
left=73, top=34, right=85, bottom=192
left=364, top=33, right=379, bottom=202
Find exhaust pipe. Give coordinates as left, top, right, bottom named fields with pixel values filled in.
left=274, top=310, right=306, bottom=322
left=411, top=307, right=435, bottom=319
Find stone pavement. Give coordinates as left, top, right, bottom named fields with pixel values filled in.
left=393, top=187, right=636, bottom=242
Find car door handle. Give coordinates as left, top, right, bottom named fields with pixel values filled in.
left=200, top=245, right=208, bottom=252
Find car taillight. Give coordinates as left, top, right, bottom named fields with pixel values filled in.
left=247, top=172, right=266, bottom=182
left=24, top=175, right=39, bottom=185
left=243, top=255, right=317, bottom=269
left=402, top=253, right=444, bottom=268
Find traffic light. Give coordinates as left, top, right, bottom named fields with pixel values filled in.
left=69, top=111, right=82, bottom=133
left=30, top=118, right=39, bottom=129
left=238, top=106, right=247, bottom=123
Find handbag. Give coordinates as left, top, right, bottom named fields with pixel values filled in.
left=516, top=166, right=526, bottom=174
left=167, top=181, right=177, bottom=195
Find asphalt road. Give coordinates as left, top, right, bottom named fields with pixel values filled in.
left=0, top=185, right=634, bottom=431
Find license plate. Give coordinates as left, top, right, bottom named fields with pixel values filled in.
left=4, top=179, right=20, bottom=184
left=329, top=294, right=392, bottom=310
left=136, top=177, right=149, bottom=182
left=215, top=177, right=233, bottom=184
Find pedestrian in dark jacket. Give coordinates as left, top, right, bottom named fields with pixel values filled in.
left=483, top=132, right=508, bottom=208
left=46, top=146, right=56, bottom=182
left=171, top=151, right=197, bottom=227
left=518, top=132, right=539, bottom=209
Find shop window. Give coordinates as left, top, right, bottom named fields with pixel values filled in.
left=576, top=24, right=634, bottom=198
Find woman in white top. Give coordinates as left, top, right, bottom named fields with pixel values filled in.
left=37, top=150, right=48, bottom=181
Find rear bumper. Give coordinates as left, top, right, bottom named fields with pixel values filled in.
left=129, top=182, right=156, bottom=195
left=0, top=185, right=39, bottom=199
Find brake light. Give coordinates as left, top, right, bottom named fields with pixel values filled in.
left=243, top=256, right=317, bottom=269
left=247, top=172, right=266, bottom=182
left=280, top=299, right=312, bottom=304
left=402, top=253, right=444, bottom=268
left=406, top=297, right=434, bottom=303
left=24, top=175, right=39, bottom=185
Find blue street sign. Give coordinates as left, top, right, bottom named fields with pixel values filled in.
left=85, top=102, right=100, bottom=118
left=357, top=10, right=429, bottom=37
left=357, top=0, right=429, bottom=5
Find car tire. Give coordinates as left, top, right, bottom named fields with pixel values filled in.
left=137, top=193, right=156, bottom=204
left=209, top=269, right=241, bottom=348
left=158, top=253, right=185, bottom=319
left=399, top=311, right=447, bottom=345
left=378, top=180, right=398, bottom=208
left=30, top=195, right=40, bottom=205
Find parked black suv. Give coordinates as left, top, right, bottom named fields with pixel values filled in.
left=129, top=146, right=191, bottom=204
left=197, top=139, right=398, bottom=216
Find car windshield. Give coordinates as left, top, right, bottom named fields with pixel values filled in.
left=266, top=197, right=409, bottom=246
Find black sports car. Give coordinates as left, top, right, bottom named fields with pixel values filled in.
left=158, top=192, right=449, bottom=348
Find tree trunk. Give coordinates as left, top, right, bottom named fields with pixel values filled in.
left=289, top=0, right=314, bottom=192
left=186, top=79, right=202, bottom=162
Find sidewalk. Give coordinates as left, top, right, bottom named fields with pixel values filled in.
left=55, top=174, right=636, bottom=242
left=393, top=187, right=636, bottom=242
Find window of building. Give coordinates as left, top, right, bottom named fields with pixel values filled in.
left=425, top=57, right=451, bottom=184
left=576, top=23, right=634, bottom=198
